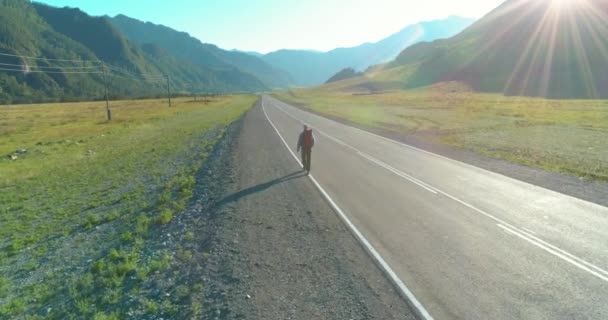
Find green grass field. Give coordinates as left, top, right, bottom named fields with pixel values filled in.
left=0, top=95, right=255, bottom=319
left=274, top=81, right=608, bottom=181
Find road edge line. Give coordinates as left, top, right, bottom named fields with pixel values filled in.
left=261, top=99, right=434, bottom=320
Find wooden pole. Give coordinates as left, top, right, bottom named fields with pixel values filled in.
left=166, top=75, right=172, bottom=107
left=103, top=65, right=111, bottom=121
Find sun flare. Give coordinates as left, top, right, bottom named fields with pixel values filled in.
left=550, top=0, right=578, bottom=7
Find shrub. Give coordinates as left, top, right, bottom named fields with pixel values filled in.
left=84, top=213, right=100, bottom=229
left=185, top=231, right=194, bottom=242
left=135, top=215, right=151, bottom=235
left=120, top=231, right=133, bottom=243
left=106, top=210, right=120, bottom=222
left=157, top=209, right=174, bottom=224
left=92, top=260, right=106, bottom=274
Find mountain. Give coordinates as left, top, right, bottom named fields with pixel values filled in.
left=0, top=0, right=107, bottom=103
left=261, top=16, right=474, bottom=86
left=325, top=68, right=362, bottom=83
left=0, top=0, right=267, bottom=104
left=390, top=0, right=608, bottom=98
left=110, top=15, right=293, bottom=89
left=233, top=49, right=264, bottom=58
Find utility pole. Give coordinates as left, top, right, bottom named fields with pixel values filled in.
left=166, top=75, right=172, bottom=107
left=103, top=65, right=111, bottom=121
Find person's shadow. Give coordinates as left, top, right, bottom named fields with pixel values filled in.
left=214, top=171, right=306, bottom=208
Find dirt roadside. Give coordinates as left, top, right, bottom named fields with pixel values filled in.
left=198, top=99, right=416, bottom=319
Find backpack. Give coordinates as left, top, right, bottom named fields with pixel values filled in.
left=303, top=129, right=313, bottom=148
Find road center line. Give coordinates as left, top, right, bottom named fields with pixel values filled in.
left=266, top=97, right=608, bottom=284
left=498, top=224, right=608, bottom=282
left=261, top=100, right=435, bottom=320
left=357, top=152, right=438, bottom=194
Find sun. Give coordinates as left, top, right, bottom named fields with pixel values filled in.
left=550, top=0, right=578, bottom=7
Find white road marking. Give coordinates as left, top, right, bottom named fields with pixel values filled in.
left=261, top=100, right=435, bottom=320
left=498, top=224, right=608, bottom=282
left=265, top=97, right=608, bottom=285
left=357, top=152, right=438, bottom=194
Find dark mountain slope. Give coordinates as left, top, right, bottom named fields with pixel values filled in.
left=33, top=4, right=266, bottom=93
left=392, top=0, right=608, bottom=98
left=0, top=1, right=266, bottom=104
left=110, top=15, right=292, bottom=88
left=0, top=0, right=106, bottom=103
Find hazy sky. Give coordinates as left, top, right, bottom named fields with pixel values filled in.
left=38, top=0, right=504, bottom=53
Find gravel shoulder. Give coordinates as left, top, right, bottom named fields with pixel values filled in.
left=281, top=100, right=608, bottom=208
left=200, top=99, right=415, bottom=319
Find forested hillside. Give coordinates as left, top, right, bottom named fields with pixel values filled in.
left=110, top=15, right=293, bottom=89
left=0, top=0, right=267, bottom=104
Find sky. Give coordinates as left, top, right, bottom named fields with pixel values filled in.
left=37, top=0, right=504, bottom=53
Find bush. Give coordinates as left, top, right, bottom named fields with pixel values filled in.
left=105, top=210, right=120, bottom=222
left=135, top=215, right=151, bottom=235
left=84, top=213, right=100, bottom=229
left=120, top=231, right=133, bottom=243
left=157, top=209, right=174, bottom=224
left=92, top=260, right=106, bottom=274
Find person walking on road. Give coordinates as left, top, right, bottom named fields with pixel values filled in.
left=297, top=124, right=315, bottom=174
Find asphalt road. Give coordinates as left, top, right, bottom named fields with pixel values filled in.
left=202, top=99, right=416, bottom=319
left=260, top=95, right=608, bottom=320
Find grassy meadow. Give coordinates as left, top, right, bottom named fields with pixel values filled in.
left=0, top=95, right=254, bottom=318
left=274, top=81, right=608, bottom=181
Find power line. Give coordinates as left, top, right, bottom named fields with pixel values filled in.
left=0, top=62, right=101, bottom=70
left=104, top=64, right=165, bottom=80
left=0, top=51, right=166, bottom=80
left=106, top=72, right=165, bottom=83
left=0, top=66, right=102, bottom=74
left=0, top=51, right=101, bottom=64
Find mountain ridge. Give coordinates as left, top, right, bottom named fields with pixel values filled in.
left=388, top=0, right=608, bottom=98
left=261, top=16, right=474, bottom=86
left=110, top=14, right=293, bottom=89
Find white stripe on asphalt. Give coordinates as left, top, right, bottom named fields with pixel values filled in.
left=261, top=100, right=435, bottom=320
left=265, top=97, right=608, bottom=285
left=498, top=224, right=608, bottom=282
left=357, top=152, right=438, bottom=194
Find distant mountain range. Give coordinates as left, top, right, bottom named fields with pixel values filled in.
left=385, top=0, right=608, bottom=98
left=260, top=16, right=474, bottom=86
left=110, top=15, right=294, bottom=89
left=0, top=0, right=479, bottom=104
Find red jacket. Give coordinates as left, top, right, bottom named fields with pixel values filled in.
left=297, top=129, right=315, bottom=151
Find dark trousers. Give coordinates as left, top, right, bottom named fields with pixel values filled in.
left=301, top=148, right=312, bottom=172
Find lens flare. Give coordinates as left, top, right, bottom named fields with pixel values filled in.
left=551, top=0, right=578, bottom=8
